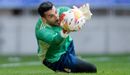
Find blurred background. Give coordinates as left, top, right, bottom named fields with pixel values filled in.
left=0, top=0, right=130, bottom=56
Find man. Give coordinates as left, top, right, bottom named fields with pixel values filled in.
left=35, top=1, right=97, bottom=73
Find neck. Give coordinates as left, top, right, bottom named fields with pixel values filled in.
left=41, top=17, right=46, bottom=24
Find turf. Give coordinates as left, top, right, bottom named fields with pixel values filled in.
left=0, top=54, right=130, bottom=75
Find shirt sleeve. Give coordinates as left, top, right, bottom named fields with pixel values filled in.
left=57, top=6, right=71, bottom=16
left=36, top=26, right=68, bottom=45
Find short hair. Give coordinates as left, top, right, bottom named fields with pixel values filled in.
left=38, top=1, right=53, bottom=17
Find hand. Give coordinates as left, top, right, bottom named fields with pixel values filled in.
left=60, top=29, right=71, bottom=38
left=74, top=3, right=92, bottom=20
left=63, top=29, right=75, bottom=34
left=59, top=15, right=76, bottom=33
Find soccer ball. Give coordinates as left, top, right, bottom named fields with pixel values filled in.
left=59, top=8, right=86, bottom=31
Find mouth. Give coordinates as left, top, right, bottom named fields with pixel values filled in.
left=56, top=20, right=60, bottom=25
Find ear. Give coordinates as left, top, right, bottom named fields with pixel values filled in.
left=41, top=17, right=46, bottom=23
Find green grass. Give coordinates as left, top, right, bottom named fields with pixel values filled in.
left=0, top=54, right=130, bottom=75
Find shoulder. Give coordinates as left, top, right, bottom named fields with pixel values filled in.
left=57, top=6, right=71, bottom=16
left=35, top=18, right=42, bottom=30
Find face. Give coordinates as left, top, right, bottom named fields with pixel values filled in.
left=43, top=6, right=59, bottom=26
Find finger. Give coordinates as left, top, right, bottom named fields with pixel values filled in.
left=73, top=5, right=78, bottom=9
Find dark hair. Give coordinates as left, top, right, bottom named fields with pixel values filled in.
left=38, top=1, right=53, bottom=17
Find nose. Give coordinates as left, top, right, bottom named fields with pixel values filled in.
left=55, top=13, right=59, bottom=20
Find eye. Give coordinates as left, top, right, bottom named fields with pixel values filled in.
left=49, top=14, right=54, bottom=18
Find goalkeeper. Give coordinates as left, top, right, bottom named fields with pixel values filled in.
left=35, top=1, right=97, bottom=73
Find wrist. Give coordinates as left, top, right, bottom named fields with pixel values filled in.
left=60, top=30, right=69, bottom=38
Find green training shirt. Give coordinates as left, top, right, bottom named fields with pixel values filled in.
left=35, top=7, right=73, bottom=63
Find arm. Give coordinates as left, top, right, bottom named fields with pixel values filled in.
left=36, top=26, right=68, bottom=45
left=57, top=6, right=71, bottom=16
